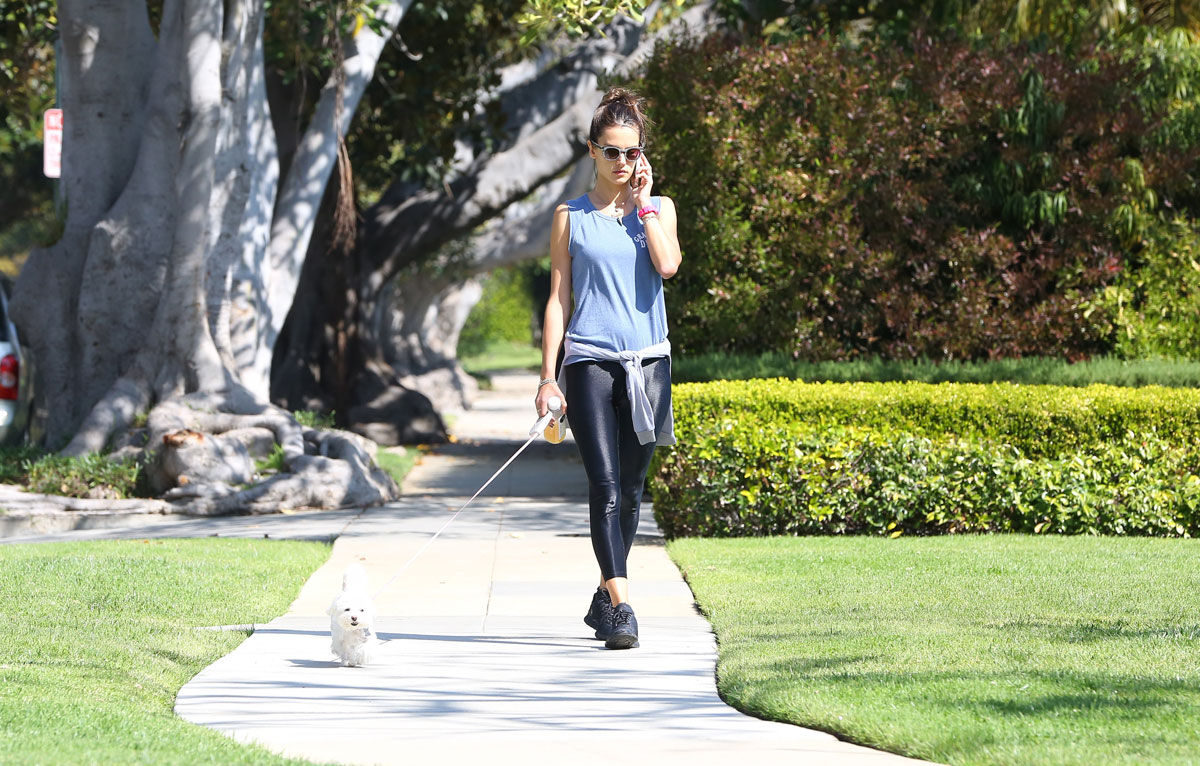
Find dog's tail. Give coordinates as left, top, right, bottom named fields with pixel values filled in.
left=342, top=561, right=370, bottom=592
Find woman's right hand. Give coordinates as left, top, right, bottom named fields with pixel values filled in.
left=535, top=381, right=566, bottom=418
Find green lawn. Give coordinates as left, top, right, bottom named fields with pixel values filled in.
left=0, top=539, right=332, bottom=765
left=460, top=339, right=541, bottom=376
left=668, top=535, right=1200, bottom=766
left=377, top=446, right=419, bottom=489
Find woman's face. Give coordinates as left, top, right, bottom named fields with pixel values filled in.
left=590, top=125, right=642, bottom=186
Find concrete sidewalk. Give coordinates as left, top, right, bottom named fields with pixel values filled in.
left=163, top=371, right=936, bottom=765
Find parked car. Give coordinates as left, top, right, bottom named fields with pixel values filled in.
left=0, top=284, right=34, bottom=446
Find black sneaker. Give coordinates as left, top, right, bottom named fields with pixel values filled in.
left=605, top=603, right=639, bottom=649
left=584, top=586, right=614, bottom=639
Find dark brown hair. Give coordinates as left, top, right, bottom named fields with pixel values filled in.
left=589, top=87, right=650, bottom=146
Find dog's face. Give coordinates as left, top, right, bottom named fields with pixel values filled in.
left=327, top=591, right=375, bottom=631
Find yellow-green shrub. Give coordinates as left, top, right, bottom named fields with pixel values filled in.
left=650, top=380, right=1200, bottom=538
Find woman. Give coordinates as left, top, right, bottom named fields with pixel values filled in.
left=535, top=87, right=682, bottom=650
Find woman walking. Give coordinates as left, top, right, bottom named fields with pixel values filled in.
left=535, top=87, right=682, bottom=650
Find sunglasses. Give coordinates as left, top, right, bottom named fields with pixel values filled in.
left=593, top=143, right=643, bottom=163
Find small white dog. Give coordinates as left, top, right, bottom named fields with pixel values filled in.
left=327, top=562, right=378, bottom=666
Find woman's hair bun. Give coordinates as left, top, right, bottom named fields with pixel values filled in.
left=590, top=87, right=651, bottom=145
left=600, top=87, right=639, bottom=108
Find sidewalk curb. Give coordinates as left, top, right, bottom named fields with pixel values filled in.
left=0, top=507, right=206, bottom=538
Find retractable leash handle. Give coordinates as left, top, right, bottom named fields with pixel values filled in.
left=530, top=400, right=555, bottom=435
left=534, top=396, right=567, bottom=444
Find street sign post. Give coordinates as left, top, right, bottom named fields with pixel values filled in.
left=44, top=108, right=63, bottom=179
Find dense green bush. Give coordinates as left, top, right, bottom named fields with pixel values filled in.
left=650, top=380, right=1200, bottom=538
left=637, top=30, right=1200, bottom=360
left=1089, top=216, right=1200, bottom=359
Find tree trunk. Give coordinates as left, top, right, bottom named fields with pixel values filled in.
left=9, top=0, right=713, bottom=511
left=271, top=96, right=599, bottom=441
left=11, top=0, right=158, bottom=448
left=240, top=0, right=413, bottom=400
left=11, top=0, right=399, bottom=512
left=382, top=273, right=484, bottom=413
left=378, top=157, right=593, bottom=412
left=273, top=4, right=715, bottom=438
left=227, top=26, right=280, bottom=400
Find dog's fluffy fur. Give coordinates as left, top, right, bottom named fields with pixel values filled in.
left=327, top=562, right=378, bottom=666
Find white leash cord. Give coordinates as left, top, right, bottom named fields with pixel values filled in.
left=372, top=400, right=559, bottom=599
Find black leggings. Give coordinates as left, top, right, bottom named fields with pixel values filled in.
left=563, top=357, right=671, bottom=581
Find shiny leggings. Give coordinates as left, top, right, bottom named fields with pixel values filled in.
left=563, top=357, right=671, bottom=582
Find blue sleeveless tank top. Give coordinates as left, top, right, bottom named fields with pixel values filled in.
left=563, top=193, right=669, bottom=364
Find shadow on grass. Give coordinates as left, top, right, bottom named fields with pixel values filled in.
left=983, top=618, right=1200, bottom=644
left=711, top=659, right=1196, bottom=764
left=727, top=659, right=1190, bottom=721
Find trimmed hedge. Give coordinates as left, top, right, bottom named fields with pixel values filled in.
left=671, top=379, right=1200, bottom=458
left=650, top=380, right=1200, bottom=538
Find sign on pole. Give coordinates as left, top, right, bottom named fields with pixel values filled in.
left=44, top=108, right=63, bottom=179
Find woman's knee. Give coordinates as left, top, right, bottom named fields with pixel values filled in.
left=588, top=479, right=620, bottom=515
left=619, top=478, right=645, bottom=508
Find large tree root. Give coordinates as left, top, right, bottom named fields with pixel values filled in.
left=139, top=391, right=399, bottom=515
left=0, top=485, right=173, bottom=514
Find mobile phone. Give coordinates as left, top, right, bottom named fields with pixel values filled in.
left=630, top=155, right=641, bottom=189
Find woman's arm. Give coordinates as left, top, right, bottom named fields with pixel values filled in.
left=642, top=195, right=681, bottom=279
left=536, top=203, right=572, bottom=417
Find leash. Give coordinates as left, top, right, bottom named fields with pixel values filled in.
left=372, top=397, right=562, bottom=599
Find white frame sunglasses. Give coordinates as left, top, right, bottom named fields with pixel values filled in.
left=592, top=143, right=644, bottom=163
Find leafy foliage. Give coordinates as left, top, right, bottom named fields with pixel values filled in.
left=21, top=452, right=141, bottom=499
left=517, top=0, right=649, bottom=45
left=651, top=379, right=1200, bottom=538
left=458, top=264, right=535, bottom=357
left=348, top=0, right=537, bottom=198
left=636, top=29, right=1200, bottom=360
left=254, top=443, right=287, bottom=474
left=1, top=445, right=146, bottom=499
left=0, top=445, right=43, bottom=484
left=716, top=0, right=1200, bottom=47
left=662, top=378, right=1200, bottom=458
left=1088, top=216, right=1200, bottom=358
left=957, top=0, right=1200, bottom=45
left=293, top=409, right=337, bottom=429
left=1076, top=31, right=1200, bottom=358
left=347, top=0, right=687, bottom=198
left=0, top=1, right=55, bottom=226
left=264, top=0, right=394, bottom=84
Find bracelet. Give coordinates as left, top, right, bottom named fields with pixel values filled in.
left=637, top=206, right=659, bottom=219
left=537, top=378, right=556, bottom=388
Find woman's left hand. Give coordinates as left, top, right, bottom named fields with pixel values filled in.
left=632, top=154, right=653, bottom=208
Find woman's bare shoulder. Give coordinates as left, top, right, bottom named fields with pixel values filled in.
left=552, top=203, right=572, bottom=228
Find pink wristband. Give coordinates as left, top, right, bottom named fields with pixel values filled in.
left=637, top=206, right=659, bottom=219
